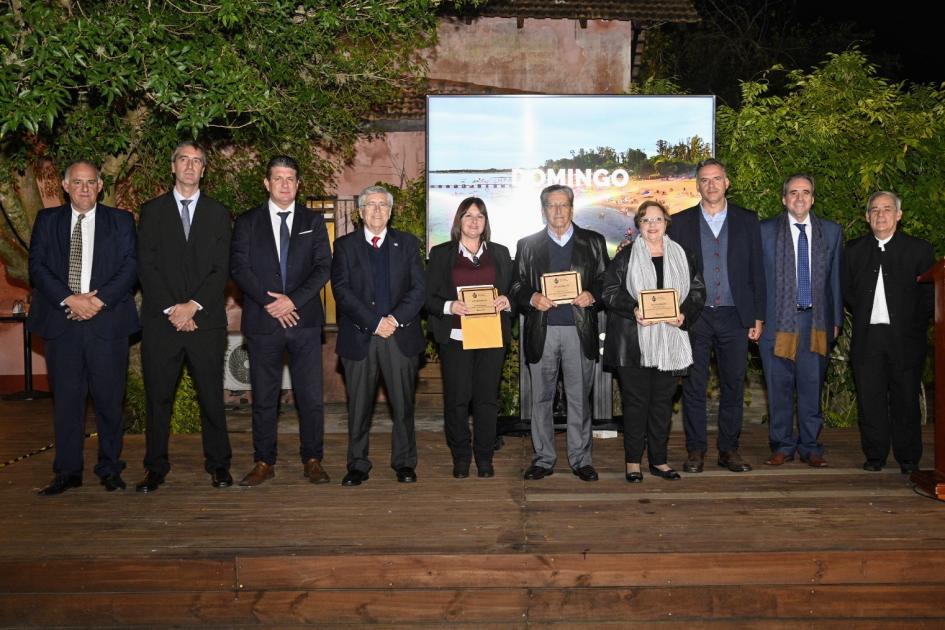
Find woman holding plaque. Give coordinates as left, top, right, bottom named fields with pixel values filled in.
left=426, top=197, right=513, bottom=479
left=602, top=200, right=705, bottom=482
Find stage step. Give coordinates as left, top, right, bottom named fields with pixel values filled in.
left=3, top=551, right=945, bottom=626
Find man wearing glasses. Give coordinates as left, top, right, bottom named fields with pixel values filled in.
left=510, top=184, right=609, bottom=482
left=331, top=185, right=426, bottom=486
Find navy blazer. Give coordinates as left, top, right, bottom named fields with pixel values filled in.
left=27, top=203, right=139, bottom=340
left=667, top=203, right=766, bottom=328
left=425, top=240, right=514, bottom=346
left=760, top=212, right=844, bottom=343
left=331, top=227, right=426, bottom=361
left=137, top=191, right=231, bottom=330
left=230, top=202, right=331, bottom=333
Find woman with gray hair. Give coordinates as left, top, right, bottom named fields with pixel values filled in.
left=602, top=200, right=705, bottom=482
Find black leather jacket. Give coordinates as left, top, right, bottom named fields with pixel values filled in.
left=510, top=224, right=609, bottom=364
left=601, top=239, right=705, bottom=370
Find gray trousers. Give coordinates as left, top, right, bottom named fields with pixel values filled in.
left=341, top=335, right=418, bottom=473
left=527, top=325, right=595, bottom=469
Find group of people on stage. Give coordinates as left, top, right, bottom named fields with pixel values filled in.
left=29, top=148, right=934, bottom=496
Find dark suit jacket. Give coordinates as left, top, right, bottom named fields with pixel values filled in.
left=666, top=203, right=765, bottom=328
left=601, top=239, right=705, bottom=369
left=844, top=230, right=934, bottom=368
left=137, top=191, right=231, bottom=330
left=27, top=203, right=139, bottom=340
left=331, top=227, right=426, bottom=361
left=760, top=212, right=844, bottom=344
left=509, top=224, right=609, bottom=364
left=425, top=240, right=514, bottom=346
left=230, top=202, right=331, bottom=333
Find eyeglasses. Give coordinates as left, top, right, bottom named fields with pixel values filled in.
left=640, top=217, right=665, bottom=225
left=362, top=202, right=391, bottom=211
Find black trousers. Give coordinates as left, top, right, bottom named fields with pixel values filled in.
left=141, top=325, right=232, bottom=476
left=617, top=365, right=677, bottom=466
left=45, top=323, right=129, bottom=479
left=341, top=335, right=418, bottom=473
left=246, top=325, right=324, bottom=466
left=438, top=340, right=506, bottom=467
left=852, top=325, right=923, bottom=466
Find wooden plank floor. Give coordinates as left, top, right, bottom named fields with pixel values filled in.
left=1, top=398, right=943, bottom=627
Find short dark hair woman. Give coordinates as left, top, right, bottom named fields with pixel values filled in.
left=425, top=197, right=514, bottom=478
left=602, top=200, right=706, bottom=482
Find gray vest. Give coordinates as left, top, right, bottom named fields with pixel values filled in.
left=700, top=213, right=734, bottom=307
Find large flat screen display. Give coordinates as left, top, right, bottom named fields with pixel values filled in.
left=426, top=95, right=715, bottom=257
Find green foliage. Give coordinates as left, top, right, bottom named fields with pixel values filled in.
left=0, top=0, right=453, bottom=280
left=125, top=363, right=202, bottom=435
left=498, top=320, right=520, bottom=416
left=716, top=50, right=945, bottom=427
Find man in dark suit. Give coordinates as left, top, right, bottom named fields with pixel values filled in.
left=844, top=191, right=934, bottom=473
left=230, top=156, right=332, bottom=486
left=28, top=160, right=139, bottom=495
left=510, top=184, right=609, bottom=482
left=331, top=185, right=426, bottom=486
left=136, top=141, right=233, bottom=492
left=760, top=173, right=843, bottom=467
left=667, top=158, right=765, bottom=473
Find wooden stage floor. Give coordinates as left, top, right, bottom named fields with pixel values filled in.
left=1, top=398, right=944, bottom=628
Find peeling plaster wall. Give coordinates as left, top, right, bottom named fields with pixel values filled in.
left=427, top=17, right=633, bottom=94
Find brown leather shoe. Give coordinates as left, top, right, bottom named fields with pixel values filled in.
left=304, top=458, right=330, bottom=484
left=718, top=450, right=753, bottom=472
left=764, top=452, right=794, bottom=466
left=801, top=453, right=829, bottom=468
left=683, top=450, right=705, bottom=473
left=239, top=461, right=274, bottom=487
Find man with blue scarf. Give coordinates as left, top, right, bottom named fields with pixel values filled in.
left=760, top=173, right=843, bottom=467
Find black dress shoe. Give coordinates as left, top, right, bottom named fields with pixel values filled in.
left=523, top=464, right=554, bottom=480
left=211, top=468, right=233, bottom=488
left=862, top=461, right=884, bottom=472
left=135, top=471, right=165, bottom=493
left=396, top=467, right=417, bottom=483
left=341, top=469, right=369, bottom=486
left=572, top=465, right=599, bottom=482
left=900, top=462, right=919, bottom=475
left=649, top=465, right=681, bottom=480
left=477, top=464, right=495, bottom=478
left=625, top=472, right=643, bottom=483
left=38, top=475, right=82, bottom=496
left=452, top=463, right=470, bottom=479
left=718, top=450, right=753, bottom=472
left=100, top=474, right=126, bottom=492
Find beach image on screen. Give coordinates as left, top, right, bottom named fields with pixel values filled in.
left=426, top=95, right=715, bottom=257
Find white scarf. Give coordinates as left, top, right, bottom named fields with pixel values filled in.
left=625, top=235, right=693, bottom=371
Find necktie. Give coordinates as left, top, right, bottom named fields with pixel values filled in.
left=68, top=214, right=86, bottom=294
left=796, top=223, right=811, bottom=308
left=181, top=199, right=192, bottom=240
left=371, top=235, right=380, bottom=249
left=278, top=211, right=290, bottom=291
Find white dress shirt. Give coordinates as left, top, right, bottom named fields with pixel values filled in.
left=70, top=205, right=95, bottom=294
left=791, top=214, right=813, bottom=288
left=870, top=234, right=894, bottom=324
left=268, top=199, right=295, bottom=262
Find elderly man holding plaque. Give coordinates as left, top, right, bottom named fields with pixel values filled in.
left=603, top=201, right=705, bottom=482
left=426, top=197, right=513, bottom=479
left=511, top=184, right=609, bottom=482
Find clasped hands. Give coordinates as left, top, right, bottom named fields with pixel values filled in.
left=167, top=300, right=200, bottom=331
left=265, top=292, right=299, bottom=328
left=64, top=291, right=104, bottom=321
left=530, top=290, right=594, bottom=312
left=374, top=315, right=398, bottom=338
